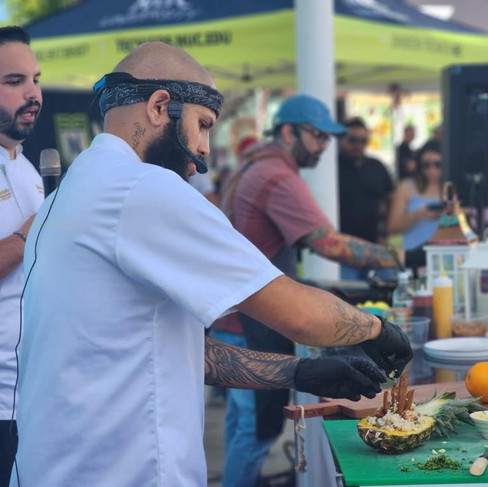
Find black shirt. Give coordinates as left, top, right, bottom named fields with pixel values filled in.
left=396, top=141, right=414, bottom=180
left=339, top=153, right=394, bottom=243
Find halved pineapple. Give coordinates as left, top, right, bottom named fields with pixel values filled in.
left=357, top=373, right=435, bottom=454
left=357, top=372, right=486, bottom=454
left=357, top=414, right=435, bottom=454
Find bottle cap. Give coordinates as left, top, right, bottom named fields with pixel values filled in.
left=415, top=284, right=432, bottom=297
left=397, top=271, right=409, bottom=283
left=433, top=273, right=452, bottom=288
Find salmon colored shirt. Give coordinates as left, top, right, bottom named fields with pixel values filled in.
left=229, top=142, right=332, bottom=260
left=213, top=142, right=332, bottom=334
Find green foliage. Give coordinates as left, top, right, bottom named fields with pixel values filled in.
left=5, top=0, right=79, bottom=26
left=416, top=391, right=487, bottom=438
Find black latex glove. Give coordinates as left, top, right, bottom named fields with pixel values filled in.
left=361, top=316, right=413, bottom=378
left=294, top=356, right=387, bottom=401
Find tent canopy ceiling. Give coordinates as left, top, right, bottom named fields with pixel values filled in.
left=25, top=0, right=488, bottom=91
left=26, top=0, right=292, bottom=36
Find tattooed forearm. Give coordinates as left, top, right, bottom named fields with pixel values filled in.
left=204, top=336, right=300, bottom=389
left=303, top=226, right=395, bottom=269
left=330, top=300, right=376, bottom=346
left=346, top=239, right=395, bottom=269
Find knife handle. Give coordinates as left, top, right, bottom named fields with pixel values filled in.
left=470, top=456, right=488, bottom=476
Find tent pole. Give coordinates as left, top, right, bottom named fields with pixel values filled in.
left=297, top=0, right=340, bottom=283
left=295, top=3, right=340, bottom=487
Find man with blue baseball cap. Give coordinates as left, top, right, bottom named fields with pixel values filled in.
left=215, top=93, right=401, bottom=487
left=272, top=93, right=346, bottom=139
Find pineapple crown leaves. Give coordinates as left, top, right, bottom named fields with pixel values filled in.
left=416, top=391, right=487, bottom=437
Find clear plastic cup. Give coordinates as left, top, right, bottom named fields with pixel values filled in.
left=394, top=316, right=431, bottom=349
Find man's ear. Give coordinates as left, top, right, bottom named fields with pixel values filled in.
left=146, top=89, right=170, bottom=127
left=281, top=124, right=296, bottom=146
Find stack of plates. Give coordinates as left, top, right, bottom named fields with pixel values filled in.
left=423, top=337, right=488, bottom=364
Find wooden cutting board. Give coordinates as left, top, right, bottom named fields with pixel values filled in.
left=284, top=381, right=469, bottom=420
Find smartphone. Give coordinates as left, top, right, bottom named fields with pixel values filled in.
left=426, top=202, right=443, bottom=211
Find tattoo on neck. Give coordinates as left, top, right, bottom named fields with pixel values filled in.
left=132, top=123, right=146, bottom=150
left=330, top=300, right=375, bottom=345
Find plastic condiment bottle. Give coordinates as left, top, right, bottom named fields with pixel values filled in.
left=413, top=285, right=434, bottom=339
left=432, top=269, right=453, bottom=338
left=392, top=272, right=414, bottom=322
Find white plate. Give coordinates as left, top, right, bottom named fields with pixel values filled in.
left=423, top=357, right=473, bottom=371
left=423, top=354, right=484, bottom=367
left=423, top=337, right=488, bottom=363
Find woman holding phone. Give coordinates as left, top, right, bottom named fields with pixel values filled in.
left=387, top=147, right=443, bottom=275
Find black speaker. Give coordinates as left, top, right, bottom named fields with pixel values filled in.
left=442, top=64, right=488, bottom=226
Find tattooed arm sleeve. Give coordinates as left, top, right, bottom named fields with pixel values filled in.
left=204, top=335, right=299, bottom=389
left=301, top=225, right=395, bottom=269
left=237, top=275, right=383, bottom=347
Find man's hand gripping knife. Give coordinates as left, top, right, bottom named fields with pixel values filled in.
left=293, top=316, right=413, bottom=401
left=360, top=315, right=413, bottom=380
left=294, top=356, right=387, bottom=402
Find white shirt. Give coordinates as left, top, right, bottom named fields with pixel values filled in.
left=15, top=134, right=282, bottom=487
left=0, top=145, right=43, bottom=420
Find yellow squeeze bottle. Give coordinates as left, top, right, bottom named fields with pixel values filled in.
left=432, top=269, right=453, bottom=339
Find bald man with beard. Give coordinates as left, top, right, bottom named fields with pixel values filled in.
left=13, top=43, right=411, bottom=487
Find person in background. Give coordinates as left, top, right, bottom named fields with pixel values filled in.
left=421, top=124, right=442, bottom=153
left=396, top=124, right=416, bottom=180
left=14, top=43, right=412, bottom=487
left=386, top=147, right=443, bottom=277
left=215, top=95, right=403, bottom=487
left=213, top=164, right=231, bottom=200
left=206, top=135, right=260, bottom=405
left=0, top=26, right=43, bottom=487
left=338, top=117, right=395, bottom=280
left=235, top=134, right=259, bottom=157
left=213, top=136, right=258, bottom=201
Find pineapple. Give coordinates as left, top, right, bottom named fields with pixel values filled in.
left=357, top=373, right=486, bottom=454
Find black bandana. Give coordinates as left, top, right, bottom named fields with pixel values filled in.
left=94, top=72, right=224, bottom=118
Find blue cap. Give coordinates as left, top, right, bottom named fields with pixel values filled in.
left=272, top=94, right=346, bottom=135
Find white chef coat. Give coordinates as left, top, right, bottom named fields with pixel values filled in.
left=0, top=144, right=43, bottom=420
left=15, top=134, right=282, bottom=487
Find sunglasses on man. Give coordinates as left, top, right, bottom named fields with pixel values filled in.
left=297, top=125, right=331, bottom=143
left=421, top=161, right=442, bottom=169
left=346, top=136, right=368, bottom=145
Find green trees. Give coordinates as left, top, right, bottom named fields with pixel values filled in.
left=6, top=0, right=79, bottom=25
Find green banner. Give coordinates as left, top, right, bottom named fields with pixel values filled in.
left=32, top=10, right=296, bottom=91
left=335, top=15, right=488, bottom=85
left=31, top=10, right=488, bottom=91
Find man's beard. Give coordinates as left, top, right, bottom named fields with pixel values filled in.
left=144, top=120, right=204, bottom=181
left=291, top=137, right=321, bottom=168
left=0, top=101, right=41, bottom=141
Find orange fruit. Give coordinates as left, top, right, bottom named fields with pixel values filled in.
left=465, top=362, right=488, bottom=403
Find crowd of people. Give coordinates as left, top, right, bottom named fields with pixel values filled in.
left=205, top=107, right=443, bottom=486
left=0, top=21, right=446, bottom=487
left=205, top=117, right=443, bottom=284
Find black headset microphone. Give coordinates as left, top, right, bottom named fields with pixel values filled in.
left=168, top=101, right=208, bottom=174
left=39, top=148, right=62, bottom=197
